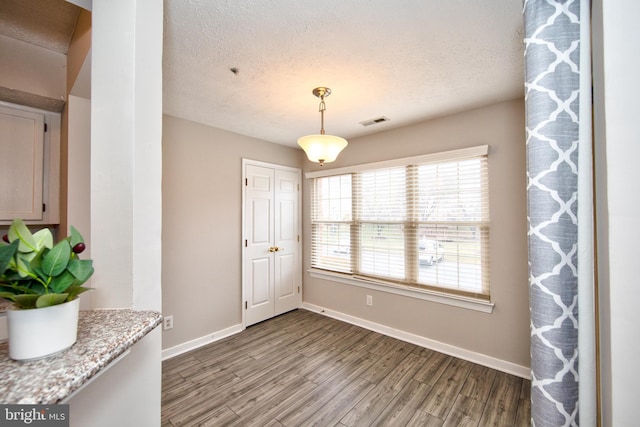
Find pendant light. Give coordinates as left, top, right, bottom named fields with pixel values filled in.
left=297, top=87, right=348, bottom=166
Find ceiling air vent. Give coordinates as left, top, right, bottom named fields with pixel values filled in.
left=359, top=116, right=390, bottom=127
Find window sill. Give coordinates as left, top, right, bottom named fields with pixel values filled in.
left=308, top=269, right=495, bottom=314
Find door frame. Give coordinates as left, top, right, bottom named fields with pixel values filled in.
left=241, top=158, right=302, bottom=327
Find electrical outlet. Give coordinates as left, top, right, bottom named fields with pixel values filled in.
left=163, top=316, right=174, bottom=330
left=366, top=295, right=373, bottom=306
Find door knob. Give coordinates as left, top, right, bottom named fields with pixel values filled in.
left=269, top=246, right=283, bottom=252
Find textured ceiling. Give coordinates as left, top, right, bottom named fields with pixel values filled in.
left=0, top=0, right=80, bottom=54
left=3, top=1, right=525, bottom=149
left=163, top=0, right=525, bottom=147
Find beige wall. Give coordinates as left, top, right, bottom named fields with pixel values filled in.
left=162, top=99, right=529, bottom=371
left=0, top=34, right=66, bottom=111
left=66, top=9, right=91, bottom=97
left=62, top=8, right=92, bottom=241
left=0, top=34, right=66, bottom=98
left=161, top=114, right=304, bottom=349
left=302, top=99, right=530, bottom=369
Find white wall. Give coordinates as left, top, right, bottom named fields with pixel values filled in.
left=78, top=1, right=163, bottom=425
left=593, top=0, right=640, bottom=424
left=91, top=0, right=163, bottom=311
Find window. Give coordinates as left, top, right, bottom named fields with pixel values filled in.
left=309, top=146, right=490, bottom=300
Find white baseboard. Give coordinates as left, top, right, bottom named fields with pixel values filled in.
left=161, top=323, right=244, bottom=361
left=301, top=302, right=530, bottom=379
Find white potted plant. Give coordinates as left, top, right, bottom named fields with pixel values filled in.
left=0, top=219, right=94, bottom=360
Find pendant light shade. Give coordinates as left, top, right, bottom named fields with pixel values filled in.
left=297, top=134, right=348, bottom=165
left=297, top=87, right=348, bottom=166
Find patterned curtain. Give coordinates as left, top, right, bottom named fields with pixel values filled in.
left=524, top=1, right=585, bottom=426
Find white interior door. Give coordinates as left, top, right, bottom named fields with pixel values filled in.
left=244, top=164, right=275, bottom=326
left=274, top=169, right=301, bottom=315
left=243, top=161, right=301, bottom=326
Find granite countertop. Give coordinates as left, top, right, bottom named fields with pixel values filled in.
left=0, top=309, right=162, bottom=404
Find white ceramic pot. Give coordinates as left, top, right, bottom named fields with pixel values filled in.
left=7, top=298, right=80, bottom=361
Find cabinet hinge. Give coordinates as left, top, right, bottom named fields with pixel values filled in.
left=245, top=301, right=248, bottom=309
left=44, top=123, right=48, bottom=132
left=298, top=286, right=300, bottom=294
left=42, top=203, right=46, bottom=212
left=245, top=178, right=248, bottom=186
left=297, top=235, right=300, bottom=242
left=245, top=239, right=248, bottom=247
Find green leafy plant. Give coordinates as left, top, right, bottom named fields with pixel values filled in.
left=0, top=219, right=94, bottom=309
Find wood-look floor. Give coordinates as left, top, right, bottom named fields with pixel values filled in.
left=162, top=309, right=530, bottom=426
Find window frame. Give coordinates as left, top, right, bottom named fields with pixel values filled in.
left=306, top=145, right=493, bottom=313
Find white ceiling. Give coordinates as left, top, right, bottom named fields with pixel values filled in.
left=163, top=0, right=525, bottom=147
left=0, top=0, right=79, bottom=54
left=2, top=0, right=525, bottom=148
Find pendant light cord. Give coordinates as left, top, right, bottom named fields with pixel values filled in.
left=318, top=96, right=326, bottom=135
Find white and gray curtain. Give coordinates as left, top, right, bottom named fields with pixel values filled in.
left=524, top=0, right=594, bottom=426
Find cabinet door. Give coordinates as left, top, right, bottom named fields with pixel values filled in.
left=0, top=106, right=45, bottom=221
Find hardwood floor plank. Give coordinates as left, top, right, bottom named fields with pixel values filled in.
left=520, top=377, right=531, bottom=400
left=231, top=347, right=298, bottom=380
left=372, top=379, right=432, bottom=426
left=192, top=325, right=291, bottom=366
left=226, top=366, right=310, bottom=416
left=413, top=350, right=453, bottom=386
left=162, top=355, right=202, bottom=377
left=478, top=371, right=522, bottom=427
left=274, top=351, right=377, bottom=426
left=515, top=378, right=532, bottom=426
left=166, top=352, right=302, bottom=425
left=442, top=394, right=486, bottom=427
left=420, top=356, right=472, bottom=419
left=297, top=322, right=365, bottom=358
left=190, top=405, right=240, bottom=426
left=358, top=331, right=402, bottom=355
left=411, top=345, right=436, bottom=359
left=226, top=380, right=318, bottom=427
left=294, top=343, right=359, bottom=382
left=460, top=363, right=498, bottom=402
left=160, top=310, right=532, bottom=427
left=184, top=353, right=253, bottom=381
left=246, top=318, right=335, bottom=361
left=515, top=397, right=531, bottom=427
left=301, top=334, right=377, bottom=385
left=163, top=383, right=233, bottom=425
left=161, top=369, right=241, bottom=408
left=190, top=310, right=317, bottom=364
left=406, top=409, right=445, bottom=427
left=161, top=371, right=185, bottom=391
left=341, top=352, right=428, bottom=426
left=302, top=377, right=375, bottom=426
left=359, top=340, right=416, bottom=384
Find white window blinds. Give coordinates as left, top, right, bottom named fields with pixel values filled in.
left=309, top=146, right=490, bottom=299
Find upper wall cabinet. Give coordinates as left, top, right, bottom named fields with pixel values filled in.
left=0, top=102, right=60, bottom=225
